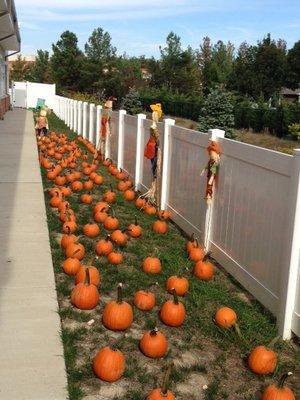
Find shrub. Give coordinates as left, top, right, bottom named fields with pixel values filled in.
left=288, top=123, right=300, bottom=139
left=120, top=87, right=142, bottom=115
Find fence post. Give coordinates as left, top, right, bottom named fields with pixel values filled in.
left=135, top=113, right=147, bottom=191
left=96, top=105, right=102, bottom=150
left=73, top=100, right=78, bottom=133
left=77, top=101, right=82, bottom=135
left=70, top=100, right=74, bottom=130
left=68, top=99, right=72, bottom=127
left=82, top=102, right=88, bottom=139
left=117, top=110, right=127, bottom=170
left=160, top=118, right=176, bottom=210
left=89, top=103, right=95, bottom=143
left=278, top=149, right=300, bottom=339
left=204, top=128, right=225, bottom=251
left=63, top=98, right=66, bottom=122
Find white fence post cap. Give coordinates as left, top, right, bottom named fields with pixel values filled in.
left=208, top=128, right=225, bottom=140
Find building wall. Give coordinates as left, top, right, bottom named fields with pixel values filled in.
left=0, top=46, right=10, bottom=119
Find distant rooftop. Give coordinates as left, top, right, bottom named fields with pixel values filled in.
left=281, top=87, right=300, bottom=96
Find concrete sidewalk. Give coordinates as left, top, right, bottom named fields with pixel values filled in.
left=0, top=109, right=67, bottom=400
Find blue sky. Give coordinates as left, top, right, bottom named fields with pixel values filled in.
left=16, top=0, right=300, bottom=57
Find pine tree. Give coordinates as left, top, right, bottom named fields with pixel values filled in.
left=10, top=55, right=30, bottom=82
left=120, top=87, right=142, bottom=115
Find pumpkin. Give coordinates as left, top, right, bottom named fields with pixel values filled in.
left=107, top=251, right=123, bottom=265
left=133, top=290, right=155, bottom=311
left=157, top=210, right=171, bottom=221
left=117, top=180, right=129, bottom=192
left=103, top=184, right=116, bottom=203
left=193, top=254, right=214, bottom=281
left=103, top=158, right=112, bottom=167
left=94, top=201, right=109, bottom=214
left=59, top=209, right=76, bottom=223
left=111, top=230, right=128, bottom=246
left=93, top=346, right=125, bottom=382
left=104, top=212, right=119, bottom=231
left=94, top=209, right=108, bottom=223
left=49, top=187, right=61, bottom=197
left=49, top=192, right=62, bottom=208
left=127, top=216, right=142, bottom=238
left=215, top=307, right=237, bottom=329
left=152, top=220, right=168, bottom=234
left=65, top=242, right=85, bottom=260
left=80, top=193, right=93, bottom=204
left=96, top=236, right=113, bottom=256
left=186, top=233, right=196, bottom=253
left=62, top=220, right=77, bottom=234
left=142, top=257, right=161, bottom=274
left=73, top=171, right=81, bottom=180
left=83, top=180, right=94, bottom=190
left=144, top=203, right=156, bottom=216
left=140, top=328, right=168, bottom=358
left=83, top=223, right=100, bottom=238
left=71, top=268, right=99, bottom=310
left=261, top=372, right=295, bottom=400
left=123, top=189, right=135, bottom=201
left=62, top=251, right=81, bottom=276
left=57, top=200, right=69, bottom=212
left=71, top=180, right=83, bottom=191
left=160, top=289, right=186, bottom=327
left=166, top=276, right=189, bottom=296
left=135, top=197, right=146, bottom=209
left=66, top=172, right=76, bottom=183
left=93, top=174, right=104, bottom=185
left=102, top=283, right=133, bottom=330
left=116, top=169, right=127, bottom=180
left=75, top=265, right=100, bottom=287
left=55, top=175, right=66, bottom=186
left=248, top=345, right=277, bottom=375
left=61, top=227, right=77, bottom=249
left=147, top=363, right=174, bottom=400
left=90, top=171, right=97, bottom=181
left=60, top=186, right=72, bottom=197
left=189, top=239, right=205, bottom=262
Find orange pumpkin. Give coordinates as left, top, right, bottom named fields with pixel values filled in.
left=93, top=174, right=104, bottom=185
left=65, top=242, right=85, bottom=260
left=152, top=220, right=168, bottom=234
left=83, top=223, right=100, bottom=238
left=166, top=276, right=189, bottom=296
left=144, top=203, right=156, bottom=216
left=104, top=213, right=119, bottom=231
left=94, top=201, right=109, bottom=214
left=107, top=251, right=123, bottom=265
left=102, top=283, right=133, bottom=330
left=71, top=180, right=83, bottom=191
left=160, top=289, right=186, bottom=327
left=60, top=186, right=72, bottom=197
left=123, top=189, right=135, bottom=201
left=75, top=265, right=100, bottom=287
left=127, top=216, right=142, bottom=238
left=146, top=364, right=174, bottom=400
left=96, top=236, right=113, bottom=256
left=248, top=345, right=277, bottom=375
left=71, top=268, right=99, bottom=310
left=116, top=169, right=127, bottom=180
left=83, top=180, right=94, bottom=190
left=62, top=253, right=81, bottom=276
left=93, top=346, right=125, bottom=382
left=133, top=290, right=155, bottom=311
left=61, top=228, right=77, bottom=249
left=189, top=240, right=205, bottom=262
left=49, top=192, right=62, bottom=208
left=62, top=220, right=77, bottom=234
left=215, top=307, right=237, bottom=329
left=94, top=209, right=108, bottom=223
left=140, top=328, right=168, bottom=358
left=80, top=193, right=93, bottom=204
left=142, top=257, right=161, bottom=274
left=135, top=197, right=146, bottom=209
left=103, top=185, right=116, bottom=203
left=157, top=210, right=171, bottom=221
left=193, top=255, right=214, bottom=281
left=111, top=230, right=128, bottom=246
left=261, top=372, right=295, bottom=400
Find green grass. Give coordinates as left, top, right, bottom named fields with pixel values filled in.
left=39, top=113, right=300, bottom=400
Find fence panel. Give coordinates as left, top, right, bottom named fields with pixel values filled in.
left=110, top=111, right=119, bottom=163
left=123, top=114, right=138, bottom=177
left=210, top=140, right=292, bottom=315
left=293, top=260, right=300, bottom=336
left=167, top=125, right=209, bottom=240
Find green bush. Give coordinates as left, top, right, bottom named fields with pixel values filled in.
left=288, top=123, right=300, bottom=139
left=120, top=87, right=142, bottom=115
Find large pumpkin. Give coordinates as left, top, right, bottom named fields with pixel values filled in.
left=93, top=346, right=125, bottom=382
left=71, top=268, right=99, bottom=310
left=102, top=283, right=133, bottom=330
left=248, top=345, right=277, bottom=375
left=160, top=289, right=186, bottom=327
left=140, top=328, right=168, bottom=358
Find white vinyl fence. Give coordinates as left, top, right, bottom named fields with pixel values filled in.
left=53, top=95, right=300, bottom=340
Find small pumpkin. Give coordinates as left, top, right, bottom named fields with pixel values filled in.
left=123, top=189, right=135, bottom=201
left=80, top=193, right=93, bottom=204
left=102, top=283, right=133, bottom=330
left=248, top=345, right=277, bottom=375
left=65, top=242, right=85, bottom=260
left=186, top=233, right=196, bottom=253
left=62, top=220, right=77, bottom=234
left=261, top=372, right=295, bottom=400
left=116, top=168, right=127, bottom=180
left=71, top=268, right=99, bottom=310
left=107, top=251, right=123, bottom=265
left=103, top=184, right=116, bottom=203
left=160, top=289, right=186, bottom=327
left=140, top=328, right=168, bottom=358
left=144, top=203, right=156, bottom=216
left=83, top=180, right=94, bottom=190
left=215, top=307, right=237, bottom=329
left=193, top=253, right=214, bottom=281
left=142, top=257, right=161, bottom=274
left=49, top=192, right=62, bottom=208
left=62, top=250, right=81, bottom=276
left=75, top=260, right=100, bottom=287
left=127, top=216, right=142, bottom=238
left=152, top=220, right=168, bottom=234
left=61, top=226, right=77, bottom=249
left=135, top=197, right=146, bottom=209
left=83, top=223, right=100, bottom=238
left=111, top=230, right=128, bottom=246
left=71, top=180, right=83, bottom=191
left=166, top=276, right=189, bottom=296
left=93, top=346, right=125, bottom=382
left=147, top=363, right=175, bottom=400
left=157, top=210, right=171, bottom=221
left=133, top=290, right=156, bottom=311
left=103, top=210, right=119, bottom=231
left=94, top=208, right=108, bottom=223
left=94, top=201, right=109, bottom=214
left=188, top=239, right=205, bottom=262
left=96, top=235, right=113, bottom=256
left=93, top=174, right=104, bottom=185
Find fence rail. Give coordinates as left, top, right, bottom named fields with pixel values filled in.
left=53, top=95, right=300, bottom=340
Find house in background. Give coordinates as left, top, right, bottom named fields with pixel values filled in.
left=0, top=0, right=20, bottom=119
left=281, top=87, right=300, bottom=103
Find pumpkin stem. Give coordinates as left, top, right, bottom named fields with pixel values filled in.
left=161, top=362, right=173, bottom=396
left=278, top=372, right=293, bottom=388
left=190, top=232, right=195, bottom=242
left=117, top=283, right=123, bottom=304
left=203, top=251, right=212, bottom=262
left=194, top=238, right=199, bottom=249
left=109, top=183, right=114, bottom=192
left=172, top=288, right=179, bottom=305
left=150, top=327, right=158, bottom=336
left=85, top=268, right=91, bottom=285
left=66, top=226, right=71, bottom=235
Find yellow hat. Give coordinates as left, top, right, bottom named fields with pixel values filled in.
left=150, top=103, right=162, bottom=118
left=40, top=109, right=47, bottom=117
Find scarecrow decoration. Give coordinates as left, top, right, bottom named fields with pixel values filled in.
left=143, top=103, right=163, bottom=204
left=204, top=140, right=221, bottom=204
left=94, top=96, right=116, bottom=161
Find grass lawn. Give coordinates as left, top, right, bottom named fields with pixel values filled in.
left=40, top=113, right=299, bottom=400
